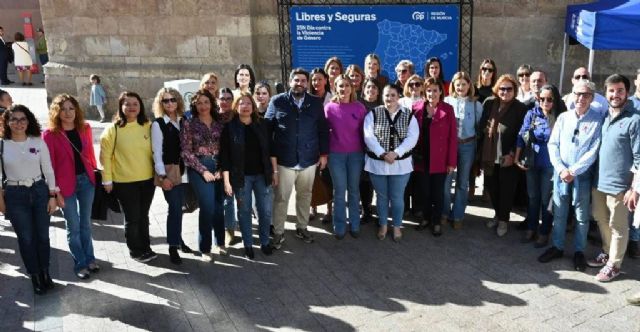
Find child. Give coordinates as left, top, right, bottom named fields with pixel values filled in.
left=89, top=74, right=107, bottom=122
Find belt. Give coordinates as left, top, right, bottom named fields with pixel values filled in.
left=458, top=136, right=476, bottom=144
left=6, top=175, right=44, bottom=187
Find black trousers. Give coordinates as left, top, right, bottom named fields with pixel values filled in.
left=421, top=172, right=447, bottom=225
left=404, top=171, right=423, bottom=214
left=0, top=54, right=9, bottom=83
left=485, top=164, right=519, bottom=222
left=359, top=172, right=374, bottom=214
left=113, top=179, right=155, bottom=257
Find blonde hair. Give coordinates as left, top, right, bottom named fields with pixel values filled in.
left=330, top=74, right=357, bottom=103
left=199, top=72, right=219, bottom=91
left=449, top=71, right=476, bottom=98
left=403, top=74, right=424, bottom=98
left=152, top=87, right=185, bottom=118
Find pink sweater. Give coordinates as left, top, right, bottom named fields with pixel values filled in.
left=43, top=123, right=97, bottom=197
left=324, top=101, right=367, bottom=153
left=412, top=100, right=458, bottom=173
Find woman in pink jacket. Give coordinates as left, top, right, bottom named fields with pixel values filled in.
left=43, top=94, right=98, bottom=280
left=413, top=77, right=457, bottom=236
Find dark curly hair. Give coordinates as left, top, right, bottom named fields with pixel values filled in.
left=2, top=104, right=42, bottom=139
left=116, top=91, right=148, bottom=127
left=189, top=89, right=219, bottom=120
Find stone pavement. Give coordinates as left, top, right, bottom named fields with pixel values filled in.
left=0, top=85, right=639, bottom=331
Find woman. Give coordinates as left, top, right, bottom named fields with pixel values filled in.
left=1, top=105, right=57, bottom=294
left=151, top=87, right=191, bottom=265
left=200, top=72, right=219, bottom=99
left=475, top=58, right=497, bottom=103
left=324, top=57, right=343, bottom=93
left=11, top=32, right=34, bottom=86
left=217, top=87, right=238, bottom=246
left=364, top=84, right=419, bottom=242
left=442, top=72, right=483, bottom=230
left=325, top=75, right=367, bottom=239
left=253, top=81, right=272, bottom=116
left=358, top=78, right=381, bottom=224
left=100, top=92, right=156, bottom=262
left=180, top=89, right=226, bottom=261
left=43, top=95, right=98, bottom=279
left=233, top=64, right=256, bottom=97
left=345, top=64, right=365, bottom=96
left=424, top=57, right=448, bottom=96
left=413, top=78, right=457, bottom=236
left=364, top=53, right=388, bottom=88
left=516, top=64, right=534, bottom=102
left=515, top=85, right=563, bottom=246
left=309, top=67, right=332, bottom=106
left=399, top=74, right=425, bottom=109
left=479, top=74, right=527, bottom=237
left=221, top=92, right=276, bottom=259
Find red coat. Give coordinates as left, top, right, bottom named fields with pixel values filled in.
left=412, top=100, right=457, bottom=173
left=42, top=123, right=97, bottom=197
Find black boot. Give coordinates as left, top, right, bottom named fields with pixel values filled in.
left=180, top=240, right=193, bottom=254
left=41, top=270, right=55, bottom=290
left=31, top=274, right=46, bottom=295
left=169, top=246, right=182, bottom=265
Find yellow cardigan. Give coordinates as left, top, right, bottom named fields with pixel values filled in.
left=100, top=121, right=153, bottom=183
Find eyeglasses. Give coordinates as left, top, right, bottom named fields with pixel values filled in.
left=572, top=128, right=579, bottom=144
left=518, top=72, right=531, bottom=78
left=498, top=87, right=514, bottom=92
left=481, top=67, right=494, bottom=73
left=573, top=91, right=593, bottom=99
left=540, top=97, right=554, bottom=103
left=408, top=82, right=422, bottom=88
left=396, top=68, right=408, bottom=74
left=9, top=117, right=27, bottom=124
left=573, top=74, right=589, bottom=80
left=218, top=97, right=233, bottom=102
left=161, top=98, right=177, bottom=104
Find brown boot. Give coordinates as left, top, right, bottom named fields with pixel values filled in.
left=534, top=234, right=549, bottom=248
left=224, top=229, right=235, bottom=247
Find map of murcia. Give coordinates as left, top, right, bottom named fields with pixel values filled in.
left=374, top=19, right=448, bottom=79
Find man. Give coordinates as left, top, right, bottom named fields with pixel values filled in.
left=0, top=26, right=13, bottom=85
left=522, top=70, right=548, bottom=109
left=394, top=60, right=414, bottom=95
left=563, top=67, right=607, bottom=116
left=537, top=81, right=602, bottom=271
left=588, top=74, right=640, bottom=282
left=265, top=68, right=329, bottom=248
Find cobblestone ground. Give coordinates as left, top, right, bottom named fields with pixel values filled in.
left=0, top=86, right=639, bottom=331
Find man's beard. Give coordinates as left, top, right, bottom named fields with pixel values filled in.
left=292, top=88, right=305, bottom=98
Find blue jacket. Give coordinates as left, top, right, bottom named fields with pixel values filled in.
left=265, top=91, right=329, bottom=168
left=517, top=106, right=553, bottom=169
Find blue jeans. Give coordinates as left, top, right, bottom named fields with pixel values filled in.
left=328, top=152, right=364, bottom=235
left=551, top=174, right=591, bottom=252
left=5, top=180, right=51, bottom=274
left=443, top=141, right=475, bottom=221
left=235, top=175, right=272, bottom=248
left=61, top=174, right=96, bottom=273
left=39, top=53, right=49, bottom=66
left=526, top=167, right=554, bottom=234
left=188, top=156, right=224, bottom=253
left=162, top=184, right=184, bottom=247
left=370, top=173, right=411, bottom=227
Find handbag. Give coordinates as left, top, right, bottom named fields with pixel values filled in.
left=182, top=183, right=199, bottom=213
left=0, top=140, right=6, bottom=214
left=154, top=164, right=182, bottom=186
left=30, top=63, right=39, bottom=74
left=311, top=169, right=333, bottom=207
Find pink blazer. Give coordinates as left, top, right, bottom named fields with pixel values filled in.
left=412, top=100, right=457, bottom=173
left=43, top=123, right=97, bottom=197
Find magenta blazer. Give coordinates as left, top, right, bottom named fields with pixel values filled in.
left=43, top=123, right=97, bottom=197
left=412, top=100, right=458, bottom=173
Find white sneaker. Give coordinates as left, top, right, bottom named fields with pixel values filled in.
left=201, top=252, right=214, bottom=262
left=486, top=218, right=498, bottom=228
left=497, top=221, right=508, bottom=237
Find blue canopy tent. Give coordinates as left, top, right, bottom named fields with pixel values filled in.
left=560, top=0, right=640, bottom=92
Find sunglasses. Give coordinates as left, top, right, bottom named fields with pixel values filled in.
left=161, top=98, right=177, bottom=104
left=408, top=82, right=422, bottom=88
left=9, top=117, right=28, bottom=124
left=573, top=74, right=589, bottom=80
left=219, top=97, right=233, bottom=102
left=573, top=91, right=593, bottom=98
left=396, top=69, right=408, bottom=74
left=572, top=128, right=579, bottom=144
left=518, top=73, right=531, bottom=78
left=540, top=97, right=554, bottom=103
left=498, top=87, right=514, bottom=92
left=481, top=67, right=494, bottom=73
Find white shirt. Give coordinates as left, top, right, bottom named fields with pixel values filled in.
left=363, top=107, right=419, bottom=175
left=151, top=115, right=181, bottom=176
left=0, top=137, right=56, bottom=190
left=11, top=41, right=33, bottom=67
left=398, top=96, right=423, bottom=110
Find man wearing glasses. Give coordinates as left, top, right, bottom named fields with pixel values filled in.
left=538, top=80, right=602, bottom=272
left=589, top=74, right=640, bottom=282
left=522, top=70, right=548, bottom=110
left=563, top=67, right=608, bottom=116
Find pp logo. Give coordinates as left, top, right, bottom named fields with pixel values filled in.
left=412, top=11, right=425, bottom=20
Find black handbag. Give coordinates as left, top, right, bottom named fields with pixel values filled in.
left=519, top=125, right=536, bottom=169
left=90, top=126, right=121, bottom=220
left=182, top=183, right=199, bottom=213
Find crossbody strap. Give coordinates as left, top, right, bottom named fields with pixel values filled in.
left=1, top=140, right=6, bottom=189
left=60, top=129, right=98, bottom=172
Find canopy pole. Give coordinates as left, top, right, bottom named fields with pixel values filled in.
left=588, top=49, right=595, bottom=77
left=559, top=33, right=568, bottom=94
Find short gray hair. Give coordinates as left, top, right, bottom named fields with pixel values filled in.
left=573, top=80, right=596, bottom=93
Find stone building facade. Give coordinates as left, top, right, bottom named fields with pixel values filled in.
left=37, top=0, right=639, bottom=119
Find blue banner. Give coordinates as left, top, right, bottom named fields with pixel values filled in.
left=290, top=5, right=460, bottom=82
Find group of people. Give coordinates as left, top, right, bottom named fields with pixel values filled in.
left=1, top=56, right=640, bottom=305
left=0, top=26, right=48, bottom=86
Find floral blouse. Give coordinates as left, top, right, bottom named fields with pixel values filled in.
left=180, top=117, right=223, bottom=175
